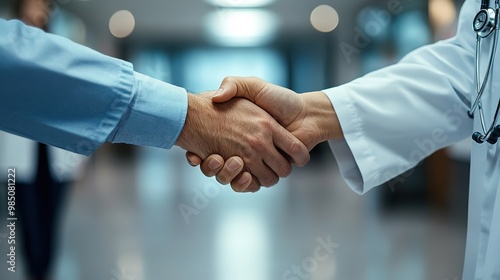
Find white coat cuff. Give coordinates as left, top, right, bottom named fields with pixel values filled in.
left=323, top=86, right=380, bottom=194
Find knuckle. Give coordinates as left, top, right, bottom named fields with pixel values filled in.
left=249, top=76, right=263, bottom=84
left=222, top=76, right=235, bottom=85
left=260, top=118, right=273, bottom=129
left=278, top=163, right=292, bottom=178
left=249, top=136, right=267, bottom=152
left=242, top=149, right=257, bottom=165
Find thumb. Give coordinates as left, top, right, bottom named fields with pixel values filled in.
left=212, top=76, right=263, bottom=103
left=212, top=78, right=239, bottom=103
left=212, top=87, right=236, bottom=103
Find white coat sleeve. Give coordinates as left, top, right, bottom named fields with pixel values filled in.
left=323, top=0, right=476, bottom=194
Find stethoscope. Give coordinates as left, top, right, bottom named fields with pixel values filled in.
left=469, top=0, right=500, bottom=144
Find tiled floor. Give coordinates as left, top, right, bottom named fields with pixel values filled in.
left=1, top=145, right=467, bottom=280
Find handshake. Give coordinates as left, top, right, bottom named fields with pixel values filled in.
left=175, top=77, right=341, bottom=193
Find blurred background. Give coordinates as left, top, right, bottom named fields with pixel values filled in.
left=0, top=0, right=470, bottom=279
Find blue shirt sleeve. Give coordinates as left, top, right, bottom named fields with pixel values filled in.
left=108, top=72, right=187, bottom=150
left=0, top=19, right=187, bottom=155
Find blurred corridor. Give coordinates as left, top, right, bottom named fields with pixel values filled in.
left=1, top=145, right=468, bottom=280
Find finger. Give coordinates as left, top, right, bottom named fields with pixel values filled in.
left=212, top=82, right=238, bottom=103
left=215, top=156, right=244, bottom=185
left=247, top=161, right=279, bottom=187
left=273, top=124, right=310, bottom=167
left=261, top=143, right=292, bottom=178
left=231, top=174, right=261, bottom=193
left=229, top=171, right=253, bottom=192
left=185, top=151, right=202, bottom=166
left=200, top=155, right=224, bottom=177
left=244, top=176, right=262, bottom=193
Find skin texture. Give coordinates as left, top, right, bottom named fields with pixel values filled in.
left=175, top=92, right=310, bottom=192
left=185, top=77, right=342, bottom=192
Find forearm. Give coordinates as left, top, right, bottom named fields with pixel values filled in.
left=325, top=41, right=474, bottom=193
left=0, top=19, right=133, bottom=155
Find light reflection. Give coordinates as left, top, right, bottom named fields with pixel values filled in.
left=205, top=9, right=278, bottom=46
left=216, top=211, right=270, bottom=280
left=310, top=5, right=339, bottom=33
left=182, top=48, right=286, bottom=93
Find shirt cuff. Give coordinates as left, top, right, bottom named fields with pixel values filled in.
left=108, top=72, right=188, bottom=149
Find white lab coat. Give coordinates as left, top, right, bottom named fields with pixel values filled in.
left=324, top=0, right=499, bottom=278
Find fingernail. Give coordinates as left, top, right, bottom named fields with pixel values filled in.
left=187, top=158, right=196, bottom=166
left=208, top=158, right=222, bottom=170
left=238, top=174, right=250, bottom=185
left=213, top=88, right=224, bottom=97
left=227, top=159, right=242, bottom=172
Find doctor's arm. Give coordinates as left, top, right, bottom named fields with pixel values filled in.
left=189, top=0, right=477, bottom=193
left=0, top=19, right=310, bottom=189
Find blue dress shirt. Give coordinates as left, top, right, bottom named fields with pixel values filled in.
left=0, top=19, right=188, bottom=155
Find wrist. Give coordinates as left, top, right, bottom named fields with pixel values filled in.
left=302, top=91, right=342, bottom=144
left=175, top=94, right=208, bottom=153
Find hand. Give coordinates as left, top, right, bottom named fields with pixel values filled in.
left=186, top=77, right=342, bottom=191
left=176, top=92, right=310, bottom=191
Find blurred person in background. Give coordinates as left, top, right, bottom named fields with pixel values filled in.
left=190, top=0, right=500, bottom=278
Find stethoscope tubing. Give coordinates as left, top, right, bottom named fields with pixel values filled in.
left=470, top=3, right=500, bottom=143
left=470, top=11, right=499, bottom=115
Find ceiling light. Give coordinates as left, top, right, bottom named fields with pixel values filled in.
left=310, top=5, right=339, bottom=33
left=109, top=10, right=135, bottom=38
left=205, top=9, right=278, bottom=46
left=205, top=0, right=275, bottom=8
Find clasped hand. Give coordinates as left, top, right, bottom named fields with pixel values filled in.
left=177, top=77, right=340, bottom=193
